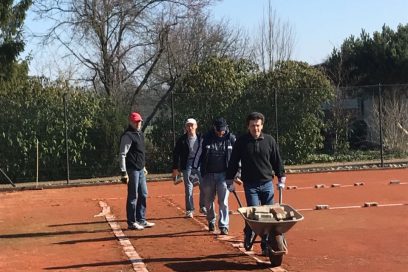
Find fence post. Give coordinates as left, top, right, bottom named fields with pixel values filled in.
left=274, top=88, right=279, bottom=144
left=36, top=138, right=39, bottom=188
left=171, top=89, right=176, bottom=147
left=378, top=84, right=384, bottom=167
left=63, top=93, right=70, bottom=184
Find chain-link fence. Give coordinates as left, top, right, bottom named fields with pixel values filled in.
left=0, top=84, right=126, bottom=184
left=149, top=84, right=408, bottom=172
left=1, top=83, right=407, bottom=184
left=338, top=84, right=408, bottom=162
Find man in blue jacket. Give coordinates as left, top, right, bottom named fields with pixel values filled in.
left=194, top=117, right=236, bottom=235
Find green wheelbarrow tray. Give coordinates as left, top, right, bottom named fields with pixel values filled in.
left=237, top=204, right=304, bottom=237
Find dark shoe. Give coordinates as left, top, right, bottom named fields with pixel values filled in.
left=199, top=207, right=207, bottom=215
left=244, top=231, right=255, bottom=251
left=208, top=222, right=215, bottom=232
left=220, top=227, right=229, bottom=235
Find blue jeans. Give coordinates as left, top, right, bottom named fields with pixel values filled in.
left=243, top=180, right=274, bottom=250
left=182, top=167, right=205, bottom=212
left=126, top=169, right=148, bottom=226
left=202, top=172, right=229, bottom=229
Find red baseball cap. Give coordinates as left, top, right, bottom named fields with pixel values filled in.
left=129, top=112, right=143, bottom=122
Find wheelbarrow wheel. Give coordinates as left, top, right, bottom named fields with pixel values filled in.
left=267, top=234, right=287, bottom=267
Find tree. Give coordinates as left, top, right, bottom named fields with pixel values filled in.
left=141, top=7, right=250, bottom=130
left=147, top=56, right=256, bottom=172
left=367, top=86, right=408, bottom=154
left=0, top=77, right=126, bottom=181
left=323, top=24, right=408, bottom=86
left=33, top=0, right=216, bottom=101
left=243, top=60, right=334, bottom=163
left=253, top=0, right=295, bottom=72
left=0, top=0, right=32, bottom=79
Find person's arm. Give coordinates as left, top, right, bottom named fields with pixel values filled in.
left=119, top=133, right=132, bottom=183
left=269, top=137, right=286, bottom=188
left=226, top=138, right=241, bottom=180
left=172, top=137, right=182, bottom=177
left=191, top=135, right=204, bottom=169
left=119, top=134, right=132, bottom=172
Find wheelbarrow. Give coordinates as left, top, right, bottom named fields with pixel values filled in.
left=232, top=188, right=304, bottom=267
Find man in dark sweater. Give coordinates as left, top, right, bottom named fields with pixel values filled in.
left=119, top=112, right=155, bottom=230
left=226, top=112, right=286, bottom=255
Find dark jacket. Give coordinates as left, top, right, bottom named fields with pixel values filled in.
left=172, top=133, right=202, bottom=171
left=195, top=130, right=236, bottom=176
left=122, top=126, right=145, bottom=171
left=226, top=132, right=285, bottom=184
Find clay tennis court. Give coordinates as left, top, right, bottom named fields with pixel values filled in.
left=1, top=167, right=407, bottom=272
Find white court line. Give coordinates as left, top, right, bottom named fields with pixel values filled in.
left=298, top=203, right=407, bottom=211
left=294, top=186, right=314, bottom=190
left=97, top=201, right=149, bottom=272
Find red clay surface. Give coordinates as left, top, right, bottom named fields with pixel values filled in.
left=1, top=168, right=407, bottom=272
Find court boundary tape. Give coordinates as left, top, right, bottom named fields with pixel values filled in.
left=97, top=201, right=149, bottom=272
left=158, top=195, right=287, bottom=272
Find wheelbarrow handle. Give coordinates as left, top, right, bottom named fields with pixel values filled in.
left=232, top=190, right=243, bottom=208
left=279, top=186, right=283, bottom=205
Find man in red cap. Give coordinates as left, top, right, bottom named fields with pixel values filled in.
left=119, top=112, right=155, bottom=230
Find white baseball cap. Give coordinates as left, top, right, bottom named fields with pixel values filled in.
left=185, top=118, right=197, bottom=125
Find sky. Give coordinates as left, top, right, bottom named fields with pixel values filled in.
left=22, top=0, right=408, bottom=77
left=210, top=0, right=408, bottom=64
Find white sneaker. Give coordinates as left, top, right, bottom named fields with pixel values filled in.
left=128, top=222, right=144, bottom=230
left=139, top=221, right=155, bottom=228
left=173, top=176, right=183, bottom=185
left=185, top=211, right=194, bottom=218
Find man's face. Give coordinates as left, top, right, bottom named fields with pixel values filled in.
left=248, top=119, right=263, bottom=139
left=214, top=128, right=226, bottom=138
left=130, top=120, right=142, bottom=130
left=185, top=123, right=197, bottom=136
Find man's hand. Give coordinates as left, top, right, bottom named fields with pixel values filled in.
left=225, top=179, right=235, bottom=192
left=234, top=177, right=243, bottom=185
left=143, top=167, right=148, bottom=176
left=227, top=183, right=235, bottom=192
left=189, top=172, right=200, bottom=187
left=121, top=171, right=129, bottom=184
left=277, top=176, right=286, bottom=189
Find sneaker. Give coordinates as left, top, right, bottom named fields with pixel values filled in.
left=199, top=207, right=207, bottom=215
left=173, top=175, right=183, bottom=185
left=208, top=222, right=215, bottom=232
left=185, top=211, right=194, bottom=218
left=244, top=231, right=255, bottom=251
left=220, top=227, right=229, bottom=235
left=139, top=221, right=155, bottom=228
left=128, top=222, right=144, bottom=230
